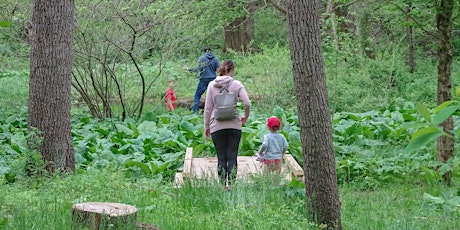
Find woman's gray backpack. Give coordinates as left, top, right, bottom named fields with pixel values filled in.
left=213, top=80, right=238, bottom=121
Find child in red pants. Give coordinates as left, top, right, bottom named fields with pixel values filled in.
left=256, top=116, right=288, bottom=174
left=165, top=79, right=177, bottom=111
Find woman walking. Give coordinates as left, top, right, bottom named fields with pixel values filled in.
left=204, top=60, right=251, bottom=191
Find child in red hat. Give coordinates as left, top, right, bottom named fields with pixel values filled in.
left=256, top=116, right=288, bottom=174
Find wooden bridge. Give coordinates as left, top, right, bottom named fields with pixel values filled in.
left=174, top=148, right=304, bottom=186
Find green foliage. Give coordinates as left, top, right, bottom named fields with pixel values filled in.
left=1, top=97, right=455, bottom=190
left=405, top=93, right=460, bottom=153
left=332, top=104, right=437, bottom=187
left=423, top=188, right=460, bottom=213
left=71, top=112, right=203, bottom=182
left=340, top=182, right=460, bottom=229
left=253, top=7, right=288, bottom=48
left=324, top=45, right=439, bottom=113
left=0, top=21, right=12, bottom=27
left=0, top=69, right=29, bottom=119
left=2, top=169, right=460, bottom=229
left=231, top=45, right=294, bottom=111
left=0, top=115, right=45, bottom=183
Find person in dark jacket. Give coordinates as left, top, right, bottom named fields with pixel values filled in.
left=189, top=46, right=220, bottom=114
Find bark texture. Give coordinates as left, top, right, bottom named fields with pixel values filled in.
left=224, top=1, right=256, bottom=52
left=286, top=0, right=342, bottom=229
left=436, top=0, right=454, bottom=185
left=407, top=2, right=416, bottom=73
left=28, top=0, right=75, bottom=173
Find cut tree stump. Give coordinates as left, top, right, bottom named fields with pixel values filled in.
left=72, top=202, right=138, bottom=230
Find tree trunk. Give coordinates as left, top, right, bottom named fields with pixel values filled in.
left=436, top=0, right=454, bottom=185
left=224, top=1, right=256, bottom=52
left=286, top=1, right=342, bottom=229
left=407, top=2, right=416, bottom=73
left=28, top=0, right=75, bottom=173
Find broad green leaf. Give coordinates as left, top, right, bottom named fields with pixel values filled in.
left=150, top=161, right=160, bottom=174
left=402, top=113, right=418, bottom=122
left=161, top=152, right=183, bottom=162
left=0, top=21, right=12, bottom=27
left=456, top=87, right=460, bottom=97
left=420, top=166, right=437, bottom=179
left=423, top=193, right=445, bottom=204
left=359, top=138, right=385, bottom=146
left=433, top=100, right=455, bottom=113
left=115, top=123, right=134, bottom=136
left=0, top=165, right=11, bottom=174
left=411, top=127, right=443, bottom=140
left=239, top=150, right=255, bottom=156
left=158, top=161, right=170, bottom=171
left=151, top=173, right=163, bottom=184
left=287, top=177, right=305, bottom=188
left=445, top=196, right=460, bottom=208
left=131, top=143, right=145, bottom=153
left=138, top=121, right=156, bottom=135
left=157, top=128, right=173, bottom=140
left=242, top=126, right=256, bottom=133
left=179, top=120, right=194, bottom=132
left=272, top=106, right=286, bottom=121
left=402, top=122, right=429, bottom=129
left=438, top=164, right=453, bottom=176
left=405, top=130, right=444, bottom=152
left=432, top=105, right=458, bottom=126
left=193, top=144, right=205, bottom=155
left=0, top=217, right=7, bottom=226
left=416, top=103, right=431, bottom=123
left=124, top=161, right=151, bottom=175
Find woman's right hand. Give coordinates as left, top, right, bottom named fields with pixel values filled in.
left=241, top=117, right=248, bottom=125
left=205, top=128, right=211, bottom=139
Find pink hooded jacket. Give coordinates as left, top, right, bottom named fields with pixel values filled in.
left=204, top=75, right=251, bottom=134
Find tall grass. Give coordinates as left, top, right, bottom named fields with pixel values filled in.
left=0, top=68, right=28, bottom=119
left=1, top=170, right=460, bottom=229
left=340, top=181, right=460, bottom=229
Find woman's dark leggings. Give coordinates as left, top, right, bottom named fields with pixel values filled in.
left=211, top=129, right=242, bottom=185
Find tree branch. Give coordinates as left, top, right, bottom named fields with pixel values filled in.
left=267, top=0, right=286, bottom=15
left=383, top=0, right=436, bottom=37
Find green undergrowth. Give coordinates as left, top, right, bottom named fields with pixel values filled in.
left=340, top=180, right=460, bottom=229
left=1, top=170, right=460, bottom=229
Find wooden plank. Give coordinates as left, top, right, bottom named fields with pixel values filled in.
left=283, top=154, right=303, bottom=179
left=185, top=147, right=193, bottom=160
left=183, top=147, right=193, bottom=176
left=173, top=172, right=184, bottom=188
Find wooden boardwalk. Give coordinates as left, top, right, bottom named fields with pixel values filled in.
left=174, top=148, right=303, bottom=186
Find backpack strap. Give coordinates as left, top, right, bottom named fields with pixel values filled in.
left=220, top=79, right=234, bottom=93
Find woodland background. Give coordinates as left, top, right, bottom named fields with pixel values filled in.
left=1, top=0, right=460, bottom=229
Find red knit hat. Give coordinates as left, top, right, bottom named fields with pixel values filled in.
left=267, top=116, right=281, bottom=128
